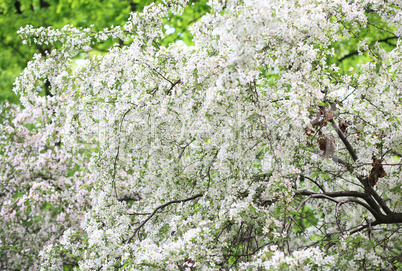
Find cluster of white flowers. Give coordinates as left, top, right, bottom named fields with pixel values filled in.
left=1, top=0, right=402, bottom=269
left=239, top=246, right=336, bottom=270
left=0, top=100, right=94, bottom=270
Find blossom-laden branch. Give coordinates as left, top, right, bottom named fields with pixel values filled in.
left=112, top=107, right=133, bottom=198
left=126, top=193, right=203, bottom=244
left=5, top=0, right=402, bottom=270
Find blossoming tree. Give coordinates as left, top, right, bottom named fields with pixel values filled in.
left=1, top=0, right=402, bottom=270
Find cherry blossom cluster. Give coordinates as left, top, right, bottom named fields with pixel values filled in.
left=2, top=0, right=402, bottom=270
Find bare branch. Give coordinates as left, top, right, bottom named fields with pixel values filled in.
left=296, top=189, right=367, bottom=199
left=166, top=79, right=181, bottom=95
left=295, top=192, right=382, bottom=220
left=300, top=175, right=326, bottom=192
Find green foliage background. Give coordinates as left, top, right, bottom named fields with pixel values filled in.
left=0, top=0, right=210, bottom=103
left=1, top=1, right=398, bottom=103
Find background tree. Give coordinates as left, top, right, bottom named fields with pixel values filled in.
left=1, top=0, right=402, bottom=270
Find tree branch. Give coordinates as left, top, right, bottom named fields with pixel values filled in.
left=126, top=193, right=203, bottom=243
left=331, top=120, right=358, bottom=161
left=295, top=192, right=382, bottom=220
left=364, top=183, right=392, bottom=215
left=299, top=175, right=326, bottom=192
left=308, top=150, right=352, bottom=170
left=112, top=108, right=133, bottom=197
left=338, top=36, right=397, bottom=62
left=296, top=189, right=367, bottom=199
left=166, top=79, right=181, bottom=95
left=296, top=190, right=402, bottom=225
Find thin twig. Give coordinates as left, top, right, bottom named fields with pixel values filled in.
left=166, top=79, right=181, bottom=95
left=127, top=212, right=151, bottom=216
left=300, top=175, right=326, bottom=192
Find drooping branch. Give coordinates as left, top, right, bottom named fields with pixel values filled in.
left=126, top=193, right=204, bottom=243
left=299, top=175, right=326, bottom=193
left=296, top=193, right=340, bottom=212
left=112, top=107, right=133, bottom=198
